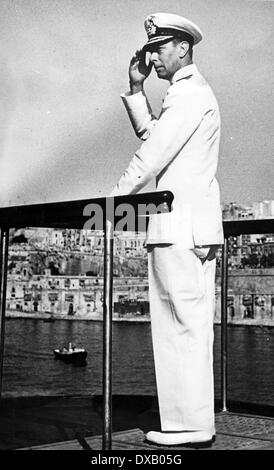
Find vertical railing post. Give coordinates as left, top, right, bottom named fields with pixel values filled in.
left=221, top=237, right=229, bottom=412
left=102, top=218, right=113, bottom=450
left=0, top=227, right=9, bottom=398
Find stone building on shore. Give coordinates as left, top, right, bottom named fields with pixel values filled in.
left=6, top=269, right=274, bottom=325
left=6, top=201, right=274, bottom=325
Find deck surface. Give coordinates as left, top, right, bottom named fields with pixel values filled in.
left=20, top=412, right=274, bottom=450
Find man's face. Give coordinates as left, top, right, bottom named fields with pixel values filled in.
left=146, top=40, right=182, bottom=81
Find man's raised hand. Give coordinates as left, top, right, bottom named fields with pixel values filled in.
left=129, top=49, right=152, bottom=94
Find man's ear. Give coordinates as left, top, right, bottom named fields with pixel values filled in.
left=178, top=41, right=190, bottom=58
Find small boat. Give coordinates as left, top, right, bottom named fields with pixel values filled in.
left=43, top=316, right=55, bottom=323
left=53, top=342, right=87, bottom=363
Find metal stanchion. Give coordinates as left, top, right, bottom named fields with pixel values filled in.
left=220, top=237, right=229, bottom=412
left=0, top=230, right=3, bottom=303
left=102, top=219, right=113, bottom=450
left=0, top=228, right=9, bottom=398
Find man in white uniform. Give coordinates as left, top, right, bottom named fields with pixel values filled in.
left=111, top=12, right=224, bottom=447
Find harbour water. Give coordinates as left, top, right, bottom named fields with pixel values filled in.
left=2, top=319, right=274, bottom=407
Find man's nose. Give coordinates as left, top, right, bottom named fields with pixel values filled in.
left=150, top=51, right=158, bottom=62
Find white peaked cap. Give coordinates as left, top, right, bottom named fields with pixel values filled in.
left=143, top=12, right=203, bottom=50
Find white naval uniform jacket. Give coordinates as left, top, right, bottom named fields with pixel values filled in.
left=111, top=64, right=224, bottom=248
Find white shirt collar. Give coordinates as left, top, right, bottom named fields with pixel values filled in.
left=170, top=64, right=198, bottom=84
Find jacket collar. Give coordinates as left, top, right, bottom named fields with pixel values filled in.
left=170, top=63, right=198, bottom=84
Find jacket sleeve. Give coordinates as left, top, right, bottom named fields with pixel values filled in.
left=110, top=91, right=206, bottom=197
left=121, top=91, right=157, bottom=140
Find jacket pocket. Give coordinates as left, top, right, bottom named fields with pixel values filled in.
left=146, top=204, right=194, bottom=247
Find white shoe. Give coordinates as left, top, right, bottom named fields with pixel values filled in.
left=145, top=430, right=214, bottom=447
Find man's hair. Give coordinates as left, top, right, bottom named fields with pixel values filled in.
left=172, top=34, right=193, bottom=58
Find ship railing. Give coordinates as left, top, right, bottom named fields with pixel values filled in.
left=0, top=196, right=273, bottom=449
left=219, top=217, right=274, bottom=413
left=0, top=191, right=173, bottom=450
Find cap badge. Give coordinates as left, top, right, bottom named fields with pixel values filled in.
left=145, top=17, right=157, bottom=38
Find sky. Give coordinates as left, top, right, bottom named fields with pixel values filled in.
left=0, top=0, right=273, bottom=207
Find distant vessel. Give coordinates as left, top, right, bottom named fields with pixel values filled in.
left=53, top=342, right=87, bottom=363
left=43, top=316, right=55, bottom=323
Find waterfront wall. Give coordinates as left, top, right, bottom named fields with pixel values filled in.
left=6, top=275, right=149, bottom=317
left=215, top=269, right=274, bottom=324
left=5, top=269, right=274, bottom=326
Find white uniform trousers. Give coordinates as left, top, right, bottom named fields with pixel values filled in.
left=147, top=243, right=217, bottom=435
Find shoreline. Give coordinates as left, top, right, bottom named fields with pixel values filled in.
left=5, top=310, right=150, bottom=323
left=5, top=310, right=274, bottom=327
